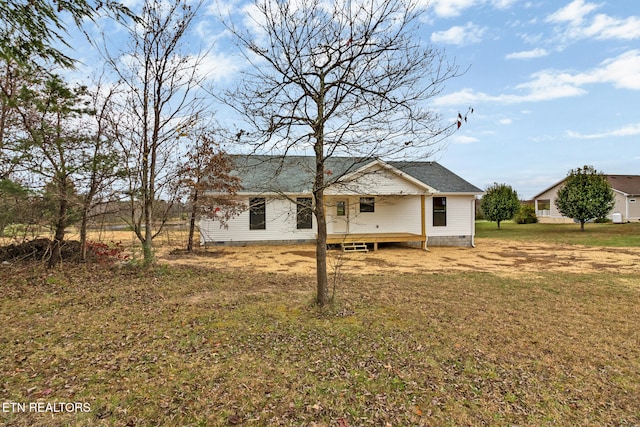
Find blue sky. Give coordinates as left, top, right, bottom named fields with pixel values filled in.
left=65, top=0, right=640, bottom=199
left=423, top=0, right=640, bottom=198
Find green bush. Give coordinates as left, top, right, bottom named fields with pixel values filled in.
left=514, top=204, right=538, bottom=224
left=594, top=217, right=611, bottom=223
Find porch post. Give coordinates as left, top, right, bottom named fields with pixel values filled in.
left=421, top=194, right=428, bottom=251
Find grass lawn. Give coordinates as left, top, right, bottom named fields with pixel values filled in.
left=1, top=227, right=639, bottom=426
left=477, top=220, right=640, bottom=247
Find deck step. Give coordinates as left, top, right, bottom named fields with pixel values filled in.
left=341, top=242, right=369, bottom=253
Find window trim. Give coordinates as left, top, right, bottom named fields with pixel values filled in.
left=296, top=197, right=313, bottom=229
left=249, top=197, right=266, bottom=230
left=433, top=196, right=447, bottom=227
left=359, top=197, right=375, bottom=213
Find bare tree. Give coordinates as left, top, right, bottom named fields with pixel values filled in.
left=222, top=0, right=462, bottom=306
left=76, top=77, right=123, bottom=261
left=104, top=0, right=208, bottom=265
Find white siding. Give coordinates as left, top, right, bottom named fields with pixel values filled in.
left=200, top=196, right=316, bottom=243
left=202, top=194, right=477, bottom=244
left=426, top=195, right=475, bottom=237
left=326, top=164, right=428, bottom=196
left=326, top=195, right=422, bottom=235
left=534, top=185, right=571, bottom=222
left=627, top=196, right=640, bottom=220
left=536, top=183, right=626, bottom=222
left=611, top=192, right=640, bottom=222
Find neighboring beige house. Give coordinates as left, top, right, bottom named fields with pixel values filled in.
left=200, top=156, right=483, bottom=249
left=533, top=175, right=640, bottom=223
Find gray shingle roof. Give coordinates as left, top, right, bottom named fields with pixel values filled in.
left=389, top=161, right=483, bottom=194
left=231, top=155, right=482, bottom=194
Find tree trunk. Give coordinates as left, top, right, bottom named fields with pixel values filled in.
left=187, top=191, right=198, bottom=252
left=80, top=209, right=88, bottom=262
left=48, top=194, right=67, bottom=268
left=580, top=220, right=585, bottom=231
left=314, top=187, right=329, bottom=306
left=143, top=200, right=154, bottom=265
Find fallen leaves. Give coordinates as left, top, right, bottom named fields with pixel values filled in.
left=0, top=264, right=639, bottom=426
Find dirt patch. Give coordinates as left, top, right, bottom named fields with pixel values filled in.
left=157, top=238, right=640, bottom=276
left=282, top=250, right=316, bottom=258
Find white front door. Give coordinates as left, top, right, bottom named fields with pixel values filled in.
left=333, top=200, right=349, bottom=233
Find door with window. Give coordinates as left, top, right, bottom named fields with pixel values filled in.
left=333, top=200, right=349, bottom=233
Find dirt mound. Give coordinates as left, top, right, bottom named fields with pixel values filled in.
left=0, top=238, right=85, bottom=263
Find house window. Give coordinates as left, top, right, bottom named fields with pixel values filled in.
left=360, top=197, right=375, bottom=213
left=433, top=197, right=446, bottom=227
left=336, top=201, right=346, bottom=216
left=537, top=199, right=551, bottom=210
left=296, top=198, right=313, bottom=229
left=249, top=197, right=266, bottom=230
left=630, top=199, right=637, bottom=203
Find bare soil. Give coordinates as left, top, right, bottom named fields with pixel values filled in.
left=4, top=228, right=638, bottom=277
left=160, top=238, right=640, bottom=277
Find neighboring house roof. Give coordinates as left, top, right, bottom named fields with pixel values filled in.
left=606, top=175, right=640, bottom=196
left=533, top=174, right=640, bottom=199
left=229, top=155, right=483, bottom=195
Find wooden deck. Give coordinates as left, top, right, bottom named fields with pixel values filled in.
left=326, top=232, right=426, bottom=250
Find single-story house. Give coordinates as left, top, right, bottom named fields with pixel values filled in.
left=533, top=175, right=640, bottom=223
left=200, top=156, right=483, bottom=249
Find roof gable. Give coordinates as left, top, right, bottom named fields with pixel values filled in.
left=334, top=159, right=437, bottom=194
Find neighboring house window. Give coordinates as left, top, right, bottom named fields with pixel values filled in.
left=433, top=197, right=446, bottom=227
left=249, top=197, right=266, bottom=230
left=336, top=201, right=346, bottom=216
left=360, top=197, right=375, bottom=213
left=537, top=199, right=551, bottom=216
left=630, top=199, right=637, bottom=203
left=297, top=197, right=313, bottom=229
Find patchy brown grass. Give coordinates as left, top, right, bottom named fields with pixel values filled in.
left=1, top=257, right=639, bottom=426
left=2, top=224, right=640, bottom=425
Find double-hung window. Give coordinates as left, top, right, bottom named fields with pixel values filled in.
left=433, top=197, right=447, bottom=227
left=249, top=197, right=266, bottom=230
left=296, top=197, right=313, bottom=229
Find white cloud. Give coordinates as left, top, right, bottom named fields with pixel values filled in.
left=431, top=22, right=486, bottom=45
left=582, top=14, right=640, bottom=40
left=514, top=70, right=587, bottom=100
left=491, top=0, right=517, bottom=9
left=566, top=123, right=640, bottom=139
left=428, top=0, right=515, bottom=18
left=505, top=48, right=549, bottom=60
left=498, top=118, right=512, bottom=125
left=196, top=51, right=244, bottom=83
left=546, top=0, right=640, bottom=42
left=435, top=50, right=640, bottom=106
left=572, top=50, right=640, bottom=90
left=429, top=0, right=480, bottom=18
left=452, top=135, right=479, bottom=144
left=545, top=0, right=600, bottom=25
